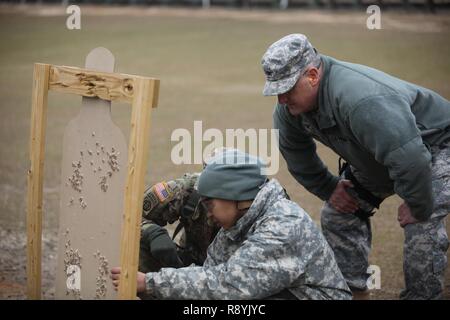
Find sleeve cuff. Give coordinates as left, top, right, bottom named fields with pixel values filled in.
left=409, top=199, right=434, bottom=221
left=145, top=272, right=156, bottom=296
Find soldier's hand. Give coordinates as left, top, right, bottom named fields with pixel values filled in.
left=397, top=202, right=419, bottom=228
left=110, top=267, right=147, bottom=294
left=329, top=180, right=359, bottom=213
left=110, top=267, right=121, bottom=291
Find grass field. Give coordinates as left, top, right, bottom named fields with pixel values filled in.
left=0, top=5, right=449, bottom=299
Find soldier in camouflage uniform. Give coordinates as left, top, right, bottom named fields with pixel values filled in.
left=112, top=149, right=352, bottom=299
left=262, top=34, right=450, bottom=299
left=139, top=172, right=220, bottom=273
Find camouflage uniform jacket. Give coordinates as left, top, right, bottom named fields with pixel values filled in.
left=142, top=172, right=218, bottom=266
left=274, top=55, right=450, bottom=221
left=144, top=179, right=352, bottom=300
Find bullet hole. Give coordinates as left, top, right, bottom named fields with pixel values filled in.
left=107, top=148, right=120, bottom=172
left=99, top=175, right=108, bottom=192
left=68, top=162, right=83, bottom=193
left=95, top=147, right=121, bottom=192
left=94, top=251, right=109, bottom=299
left=79, top=196, right=87, bottom=209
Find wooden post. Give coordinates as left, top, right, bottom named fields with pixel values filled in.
left=26, top=63, right=50, bottom=300
left=48, top=65, right=137, bottom=104
left=118, top=78, right=159, bottom=299
left=26, top=57, right=159, bottom=300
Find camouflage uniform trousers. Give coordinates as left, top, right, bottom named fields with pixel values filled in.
left=321, top=146, right=450, bottom=299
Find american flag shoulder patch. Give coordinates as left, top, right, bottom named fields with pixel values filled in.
left=153, top=182, right=172, bottom=203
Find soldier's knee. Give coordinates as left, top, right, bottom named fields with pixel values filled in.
left=141, top=223, right=163, bottom=244
left=320, top=202, right=336, bottom=226
left=141, top=223, right=172, bottom=255
left=404, top=219, right=449, bottom=276
left=404, top=217, right=447, bottom=244
left=151, top=238, right=183, bottom=268
left=320, top=202, right=360, bottom=232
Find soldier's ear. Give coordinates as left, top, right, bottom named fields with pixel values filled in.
left=307, top=68, right=320, bottom=87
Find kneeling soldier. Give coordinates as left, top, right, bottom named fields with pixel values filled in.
left=114, top=149, right=351, bottom=300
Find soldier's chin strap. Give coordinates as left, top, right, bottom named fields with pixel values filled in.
left=172, top=221, right=185, bottom=242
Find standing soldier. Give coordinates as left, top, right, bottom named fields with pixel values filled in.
left=261, top=33, right=450, bottom=299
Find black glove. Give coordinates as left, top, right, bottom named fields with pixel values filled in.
left=140, top=223, right=183, bottom=269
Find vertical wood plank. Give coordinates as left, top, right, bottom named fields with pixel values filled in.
left=27, top=63, right=50, bottom=300
left=118, top=77, right=159, bottom=299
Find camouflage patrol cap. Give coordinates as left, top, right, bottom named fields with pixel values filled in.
left=261, top=34, right=318, bottom=96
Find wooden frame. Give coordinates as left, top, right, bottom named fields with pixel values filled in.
left=26, top=63, right=159, bottom=300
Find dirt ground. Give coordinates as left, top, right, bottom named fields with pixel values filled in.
left=0, top=4, right=449, bottom=300
left=0, top=226, right=56, bottom=299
